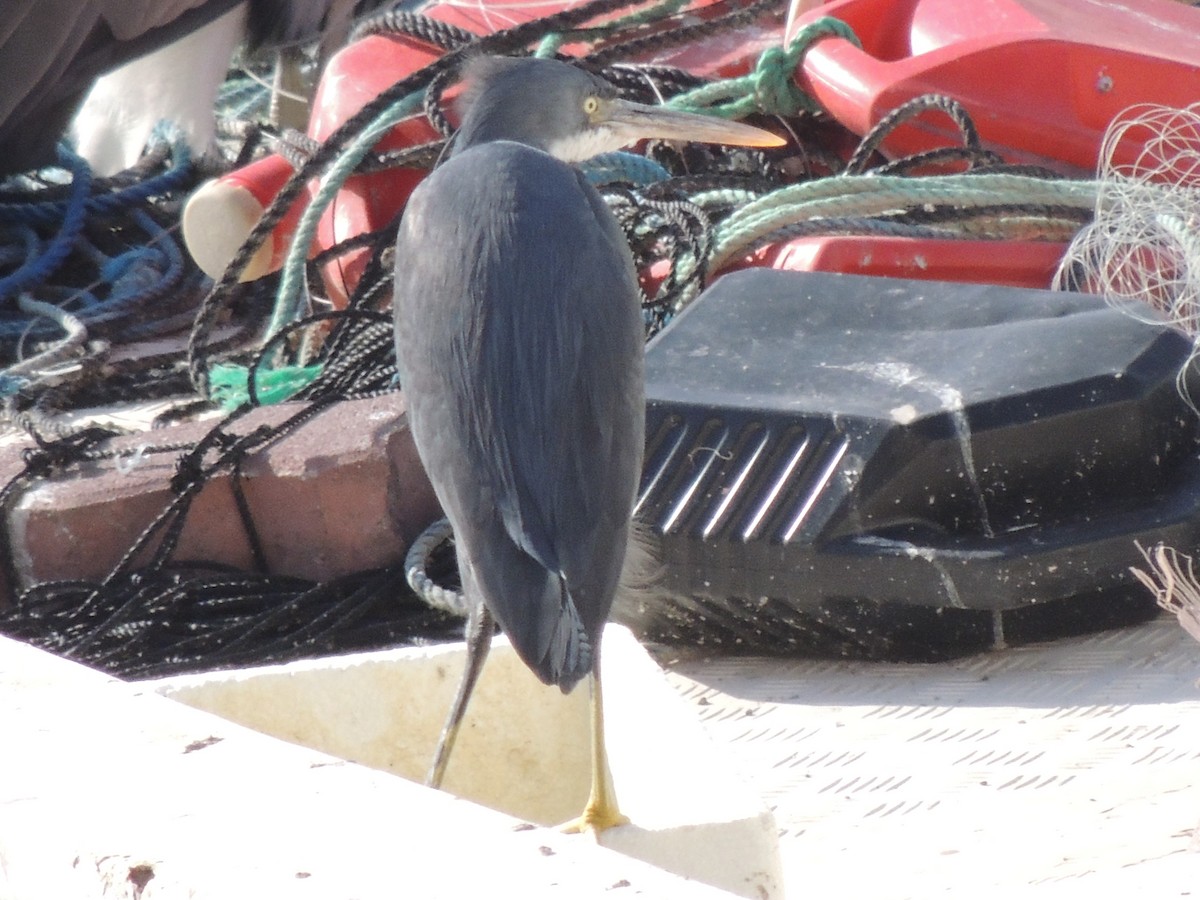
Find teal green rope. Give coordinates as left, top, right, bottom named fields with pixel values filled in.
left=582, top=151, right=671, bottom=185
left=209, top=361, right=322, bottom=409
left=535, top=34, right=565, bottom=58
left=709, top=173, right=1100, bottom=271
left=230, top=90, right=424, bottom=407
left=689, top=186, right=768, bottom=210
left=269, top=91, right=425, bottom=341
left=668, top=17, right=860, bottom=120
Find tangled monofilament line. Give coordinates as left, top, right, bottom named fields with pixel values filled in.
left=1130, top=542, right=1200, bottom=646
left=1071, top=106, right=1200, bottom=645
left=1054, top=103, right=1200, bottom=336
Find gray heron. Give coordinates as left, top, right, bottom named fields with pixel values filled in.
left=393, top=55, right=783, bottom=830
left=0, top=0, right=386, bottom=176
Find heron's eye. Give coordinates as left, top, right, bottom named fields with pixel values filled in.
left=583, top=96, right=601, bottom=116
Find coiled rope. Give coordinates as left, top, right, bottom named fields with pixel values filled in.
left=668, top=17, right=859, bottom=120
left=0, top=124, right=202, bottom=416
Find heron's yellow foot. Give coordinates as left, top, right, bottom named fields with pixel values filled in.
left=561, top=658, right=628, bottom=833
left=560, top=800, right=630, bottom=834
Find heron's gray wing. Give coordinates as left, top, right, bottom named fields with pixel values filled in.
left=394, top=142, right=644, bottom=689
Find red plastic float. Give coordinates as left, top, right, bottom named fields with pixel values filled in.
left=733, top=236, right=1068, bottom=289
left=790, top=0, right=1200, bottom=174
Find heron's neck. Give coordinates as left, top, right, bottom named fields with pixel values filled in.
left=452, top=120, right=548, bottom=158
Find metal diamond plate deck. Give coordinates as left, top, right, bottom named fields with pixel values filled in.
left=663, top=614, right=1200, bottom=897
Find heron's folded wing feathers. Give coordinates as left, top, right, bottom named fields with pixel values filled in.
left=394, top=145, right=643, bottom=689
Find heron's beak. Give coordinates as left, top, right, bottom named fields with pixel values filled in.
left=602, top=98, right=786, bottom=148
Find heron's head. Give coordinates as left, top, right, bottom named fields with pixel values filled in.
left=453, top=56, right=784, bottom=161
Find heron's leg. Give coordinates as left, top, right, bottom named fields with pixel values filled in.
left=562, top=648, right=630, bottom=833
left=426, top=601, right=494, bottom=789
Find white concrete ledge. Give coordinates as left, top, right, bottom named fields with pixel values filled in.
left=0, top=626, right=782, bottom=899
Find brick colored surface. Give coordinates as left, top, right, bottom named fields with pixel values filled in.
left=1, top=394, right=440, bottom=609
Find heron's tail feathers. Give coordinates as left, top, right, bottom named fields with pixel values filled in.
left=543, top=574, right=593, bottom=693
left=527, top=521, right=659, bottom=694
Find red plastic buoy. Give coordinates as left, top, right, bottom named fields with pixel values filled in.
left=728, top=235, right=1068, bottom=289
left=792, top=0, right=1200, bottom=174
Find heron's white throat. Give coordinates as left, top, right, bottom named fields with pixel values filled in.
left=544, top=126, right=626, bottom=164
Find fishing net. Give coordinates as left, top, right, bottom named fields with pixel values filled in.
left=1054, top=103, right=1200, bottom=335
left=1131, top=543, right=1200, bottom=646
left=0, top=0, right=1094, bottom=678
left=1060, top=103, right=1200, bottom=646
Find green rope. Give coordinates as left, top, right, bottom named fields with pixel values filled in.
left=207, top=90, right=423, bottom=409
left=269, top=91, right=425, bottom=341
left=535, top=34, right=566, bottom=57
left=209, top=361, right=322, bottom=409
left=709, top=173, right=1100, bottom=271
left=689, top=186, right=769, bottom=210
left=668, top=16, right=860, bottom=120
left=582, top=151, right=671, bottom=185
left=207, top=88, right=420, bottom=410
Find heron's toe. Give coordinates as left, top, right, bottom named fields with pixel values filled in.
left=559, top=803, right=630, bottom=835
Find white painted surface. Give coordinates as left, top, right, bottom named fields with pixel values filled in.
left=664, top=613, right=1200, bottom=897
left=72, top=6, right=247, bottom=174
left=151, top=625, right=783, bottom=899
left=0, top=626, right=779, bottom=899
left=5, top=599, right=1198, bottom=898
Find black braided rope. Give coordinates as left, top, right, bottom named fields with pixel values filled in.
left=600, top=62, right=708, bottom=101
left=423, top=66, right=460, bottom=141
left=845, top=93, right=985, bottom=175
left=587, top=0, right=783, bottom=68
left=871, top=145, right=1007, bottom=176
left=351, top=9, right=478, bottom=50
left=4, top=562, right=462, bottom=679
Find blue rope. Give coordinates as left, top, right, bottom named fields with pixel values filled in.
left=0, top=374, right=27, bottom=397
left=82, top=211, right=186, bottom=329
left=582, top=152, right=671, bottom=187
left=0, top=124, right=192, bottom=226
left=0, top=145, right=91, bottom=303
left=0, top=128, right=195, bottom=348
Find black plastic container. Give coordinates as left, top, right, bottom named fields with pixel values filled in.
left=616, top=269, right=1200, bottom=660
